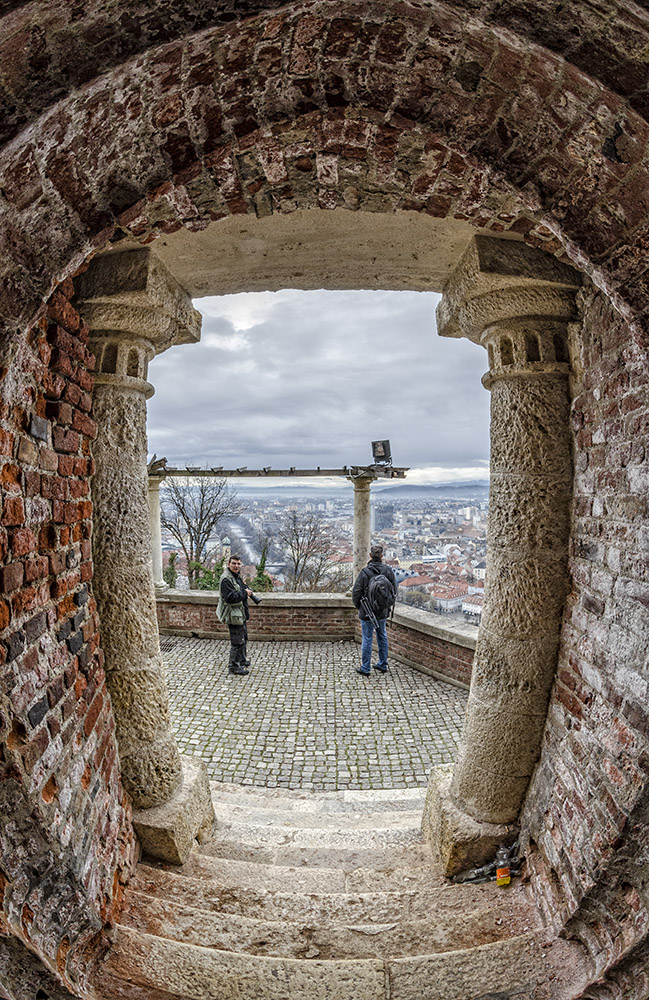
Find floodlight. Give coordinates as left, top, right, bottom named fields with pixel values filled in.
left=372, top=440, right=392, bottom=464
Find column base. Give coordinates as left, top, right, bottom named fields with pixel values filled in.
left=154, top=580, right=170, bottom=595
left=132, top=754, right=215, bottom=865
left=421, top=764, right=518, bottom=877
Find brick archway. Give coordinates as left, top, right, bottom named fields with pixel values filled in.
left=2, top=1, right=649, bottom=334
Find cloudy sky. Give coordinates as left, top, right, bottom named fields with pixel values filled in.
left=147, top=289, right=491, bottom=487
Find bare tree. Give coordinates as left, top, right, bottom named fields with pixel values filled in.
left=160, top=478, right=244, bottom=589
left=248, top=532, right=274, bottom=592
left=277, top=510, right=351, bottom=593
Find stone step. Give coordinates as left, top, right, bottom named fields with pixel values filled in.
left=121, top=886, right=536, bottom=961
left=197, top=834, right=435, bottom=871
left=210, top=781, right=427, bottom=815
left=130, top=864, right=528, bottom=927
left=186, top=851, right=449, bottom=893
left=213, top=798, right=423, bottom=832
left=98, top=923, right=567, bottom=1000
left=207, top=816, right=423, bottom=852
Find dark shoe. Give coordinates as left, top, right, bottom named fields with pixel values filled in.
left=356, top=668, right=371, bottom=677
left=242, top=659, right=251, bottom=667
left=373, top=665, right=388, bottom=673
left=229, top=666, right=249, bottom=676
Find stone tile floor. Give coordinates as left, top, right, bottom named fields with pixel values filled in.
left=162, top=636, right=468, bottom=791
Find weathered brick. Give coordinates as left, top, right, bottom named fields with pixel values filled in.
left=71, top=410, right=97, bottom=439
left=28, top=414, right=49, bottom=443
left=11, top=527, right=36, bottom=558
left=27, top=696, right=49, bottom=729
left=2, top=496, right=24, bottom=526
left=17, top=437, right=39, bottom=466
left=5, top=630, right=25, bottom=663
left=67, top=632, right=83, bottom=655
left=24, top=611, right=47, bottom=644
left=52, top=427, right=80, bottom=454
left=0, top=561, right=24, bottom=592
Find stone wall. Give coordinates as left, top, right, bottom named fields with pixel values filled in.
left=156, top=591, right=477, bottom=688
left=522, top=288, right=649, bottom=975
left=0, top=283, right=136, bottom=995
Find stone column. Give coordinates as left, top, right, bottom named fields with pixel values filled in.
left=76, top=249, right=215, bottom=864
left=422, top=237, right=581, bottom=874
left=350, top=475, right=374, bottom=582
left=148, top=474, right=168, bottom=594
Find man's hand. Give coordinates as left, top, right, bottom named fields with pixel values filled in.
left=245, top=588, right=253, bottom=597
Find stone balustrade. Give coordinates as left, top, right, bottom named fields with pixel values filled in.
left=156, top=591, right=477, bottom=689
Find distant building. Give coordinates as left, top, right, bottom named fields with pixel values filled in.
left=429, top=584, right=469, bottom=613
left=462, top=594, right=484, bottom=620
left=474, top=560, right=487, bottom=581
left=375, top=503, right=395, bottom=530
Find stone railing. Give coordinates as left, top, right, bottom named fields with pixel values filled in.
left=156, top=591, right=477, bottom=689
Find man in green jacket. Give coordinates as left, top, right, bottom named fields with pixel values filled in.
left=217, top=554, right=252, bottom=676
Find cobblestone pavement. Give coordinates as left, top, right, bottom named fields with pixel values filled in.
left=162, top=636, right=468, bottom=791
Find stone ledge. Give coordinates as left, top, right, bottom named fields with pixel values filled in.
left=157, top=589, right=353, bottom=608
left=157, top=590, right=479, bottom=648
left=131, top=754, right=215, bottom=865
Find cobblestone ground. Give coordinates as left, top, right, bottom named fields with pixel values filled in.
left=162, top=636, right=468, bottom=791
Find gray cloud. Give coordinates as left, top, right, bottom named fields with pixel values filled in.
left=147, top=290, right=490, bottom=480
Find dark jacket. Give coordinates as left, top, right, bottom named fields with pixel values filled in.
left=352, top=561, right=397, bottom=621
left=217, top=567, right=250, bottom=625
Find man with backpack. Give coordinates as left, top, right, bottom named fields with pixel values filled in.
left=351, top=543, right=397, bottom=677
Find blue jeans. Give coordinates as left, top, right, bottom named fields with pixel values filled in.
left=360, top=618, right=388, bottom=673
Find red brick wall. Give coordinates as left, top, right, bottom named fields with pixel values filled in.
left=0, top=282, right=136, bottom=994
left=387, top=611, right=475, bottom=688
left=157, top=593, right=357, bottom=642
left=522, top=288, right=649, bottom=977
left=156, top=592, right=476, bottom=687
left=3, top=3, right=649, bottom=335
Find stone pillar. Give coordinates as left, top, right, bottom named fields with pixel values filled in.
left=422, top=237, right=581, bottom=874
left=148, top=475, right=168, bottom=594
left=350, top=475, right=374, bottom=582
left=76, top=249, right=215, bottom=864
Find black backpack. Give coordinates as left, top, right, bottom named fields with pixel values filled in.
left=367, top=572, right=394, bottom=618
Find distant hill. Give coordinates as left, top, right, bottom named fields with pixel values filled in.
left=373, top=481, right=489, bottom=499
left=219, top=480, right=490, bottom=500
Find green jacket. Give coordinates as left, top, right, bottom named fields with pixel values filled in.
left=217, top=566, right=248, bottom=625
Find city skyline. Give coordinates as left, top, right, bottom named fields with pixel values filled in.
left=147, top=289, right=491, bottom=484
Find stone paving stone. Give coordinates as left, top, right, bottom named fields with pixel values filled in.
left=161, top=637, right=468, bottom=791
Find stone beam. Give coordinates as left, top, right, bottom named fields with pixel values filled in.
left=76, top=249, right=214, bottom=864
left=423, top=236, right=581, bottom=874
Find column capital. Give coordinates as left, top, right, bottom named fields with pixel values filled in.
left=75, top=248, right=201, bottom=394
left=437, top=238, right=582, bottom=386
left=347, top=474, right=375, bottom=489
left=76, top=247, right=201, bottom=352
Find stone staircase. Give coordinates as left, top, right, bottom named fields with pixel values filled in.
left=95, top=782, right=590, bottom=1000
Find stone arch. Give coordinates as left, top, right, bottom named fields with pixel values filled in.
left=1, top=1, right=649, bottom=333
left=0, top=2, right=648, bottom=996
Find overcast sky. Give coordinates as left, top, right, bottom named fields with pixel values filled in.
left=147, top=289, right=491, bottom=487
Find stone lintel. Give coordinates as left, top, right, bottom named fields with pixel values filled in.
left=75, top=248, right=201, bottom=355
left=421, top=765, right=518, bottom=876
left=131, top=755, right=216, bottom=865
left=437, top=236, right=582, bottom=345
